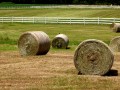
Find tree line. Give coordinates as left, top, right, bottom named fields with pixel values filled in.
left=0, top=0, right=120, bottom=5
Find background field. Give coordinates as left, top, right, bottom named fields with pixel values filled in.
left=0, top=23, right=120, bottom=51
left=0, top=8, right=120, bottom=17
left=0, top=7, right=120, bottom=90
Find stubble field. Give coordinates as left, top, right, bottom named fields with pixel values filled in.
left=0, top=51, right=120, bottom=90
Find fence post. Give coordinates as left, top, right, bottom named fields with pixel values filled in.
left=98, top=17, right=100, bottom=24
left=12, top=17, right=13, bottom=23
left=57, top=17, right=58, bottom=24
left=45, top=17, right=46, bottom=24
left=70, top=18, right=71, bottom=24
left=33, top=17, right=35, bottom=24
left=83, top=17, right=85, bottom=25
left=22, top=17, right=24, bottom=23
left=113, top=18, right=115, bottom=23
left=2, top=17, right=3, bottom=23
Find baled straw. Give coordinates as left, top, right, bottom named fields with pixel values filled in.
left=18, top=31, right=50, bottom=56
left=52, top=34, right=69, bottom=49
left=110, top=23, right=120, bottom=32
left=109, top=36, right=120, bottom=52
left=74, top=39, right=114, bottom=75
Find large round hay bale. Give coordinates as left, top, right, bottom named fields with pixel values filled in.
left=109, top=36, right=120, bottom=52
left=18, top=31, right=50, bottom=56
left=74, top=39, right=114, bottom=75
left=110, top=23, right=120, bottom=32
left=52, top=34, right=69, bottom=49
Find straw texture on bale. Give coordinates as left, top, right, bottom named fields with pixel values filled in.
left=52, top=34, right=69, bottom=49
left=110, top=23, right=120, bottom=32
left=18, top=31, right=50, bottom=56
left=74, top=39, right=114, bottom=75
left=109, top=36, right=120, bottom=52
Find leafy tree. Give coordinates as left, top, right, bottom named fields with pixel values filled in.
left=0, top=0, right=120, bottom=5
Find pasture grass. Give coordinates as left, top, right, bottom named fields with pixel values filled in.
left=0, top=23, right=119, bottom=51
left=0, top=2, right=55, bottom=6
left=0, top=8, right=120, bottom=18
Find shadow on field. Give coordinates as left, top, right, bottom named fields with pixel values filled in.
left=78, top=69, right=119, bottom=76
left=104, top=69, right=118, bottom=76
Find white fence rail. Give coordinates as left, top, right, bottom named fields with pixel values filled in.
left=0, top=17, right=120, bottom=24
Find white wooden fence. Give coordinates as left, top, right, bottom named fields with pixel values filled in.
left=0, top=17, right=120, bottom=24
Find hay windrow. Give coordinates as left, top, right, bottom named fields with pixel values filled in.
left=109, top=36, right=120, bottom=52
left=52, top=34, right=69, bottom=49
left=18, top=31, right=50, bottom=56
left=110, top=23, right=120, bottom=32
left=74, top=39, right=114, bottom=75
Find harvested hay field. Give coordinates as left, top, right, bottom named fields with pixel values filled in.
left=0, top=51, right=120, bottom=89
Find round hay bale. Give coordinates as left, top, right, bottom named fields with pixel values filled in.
left=74, top=39, right=114, bottom=75
left=110, top=23, right=120, bottom=32
left=18, top=31, right=50, bottom=56
left=109, top=36, right=120, bottom=52
left=52, top=34, right=69, bottom=49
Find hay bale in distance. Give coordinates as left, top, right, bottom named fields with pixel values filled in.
left=52, top=34, right=69, bottom=49
left=110, top=23, right=120, bottom=32
left=18, top=31, right=50, bottom=56
left=109, top=36, right=120, bottom=52
left=74, top=39, right=114, bottom=75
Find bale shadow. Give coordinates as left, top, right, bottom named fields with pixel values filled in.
left=78, top=69, right=118, bottom=76
left=66, top=47, right=70, bottom=49
left=103, top=69, right=118, bottom=76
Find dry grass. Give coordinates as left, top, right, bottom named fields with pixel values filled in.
left=0, top=51, right=120, bottom=90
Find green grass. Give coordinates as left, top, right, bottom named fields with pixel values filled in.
left=0, top=23, right=119, bottom=51
left=0, top=8, right=120, bottom=18
left=0, top=2, right=57, bottom=6
left=0, top=2, right=37, bottom=7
